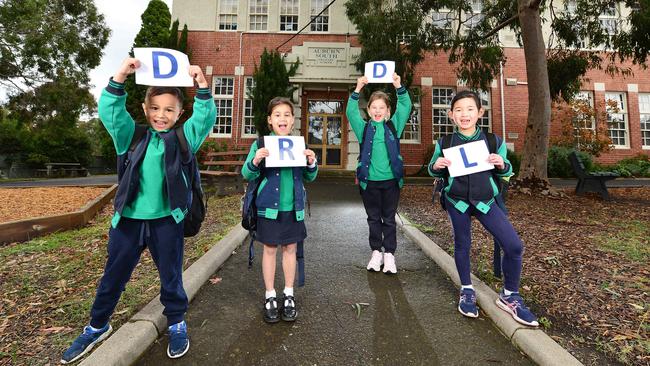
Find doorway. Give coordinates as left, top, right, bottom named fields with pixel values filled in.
left=306, top=99, right=346, bottom=169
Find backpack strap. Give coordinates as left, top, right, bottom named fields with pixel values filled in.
left=486, top=132, right=497, bottom=154
left=129, top=124, right=149, bottom=153
left=175, top=125, right=190, bottom=156
left=386, top=119, right=398, bottom=140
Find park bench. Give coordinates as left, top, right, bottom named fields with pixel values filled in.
left=44, top=162, right=89, bottom=178
left=568, top=151, right=619, bottom=200
left=200, top=150, right=248, bottom=196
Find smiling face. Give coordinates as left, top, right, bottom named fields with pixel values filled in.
left=448, top=96, right=484, bottom=135
left=142, top=93, right=183, bottom=131
left=367, top=99, right=390, bottom=122
left=267, top=103, right=294, bottom=136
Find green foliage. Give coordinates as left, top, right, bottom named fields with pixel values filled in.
left=250, top=49, right=299, bottom=136
left=124, top=0, right=172, bottom=123
left=600, top=154, right=650, bottom=177
left=547, top=146, right=592, bottom=178
left=82, top=118, right=116, bottom=166
left=547, top=52, right=591, bottom=101
left=0, top=0, right=109, bottom=90
left=26, top=124, right=93, bottom=167
left=0, top=114, right=31, bottom=164
left=507, top=149, right=521, bottom=176
left=168, top=19, right=180, bottom=49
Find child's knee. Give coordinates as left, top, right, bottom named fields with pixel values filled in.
left=263, top=244, right=278, bottom=256
left=502, top=239, right=524, bottom=258
left=282, top=243, right=297, bottom=255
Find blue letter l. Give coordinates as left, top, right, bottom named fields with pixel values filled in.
left=460, top=147, right=478, bottom=168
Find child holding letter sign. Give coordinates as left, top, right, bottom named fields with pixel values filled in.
left=242, top=97, right=318, bottom=323
left=60, top=58, right=217, bottom=363
left=427, top=90, right=538, bottom=326
left=347, top=73, right=411, bottom=274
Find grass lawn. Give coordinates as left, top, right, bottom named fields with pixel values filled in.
left=0, top=193, right=241, bottom=365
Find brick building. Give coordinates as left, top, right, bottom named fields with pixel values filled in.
left=172, top=0, right=650, bottom=172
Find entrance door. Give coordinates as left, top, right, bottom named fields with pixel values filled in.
left=307, top=100, right=345, bottom=168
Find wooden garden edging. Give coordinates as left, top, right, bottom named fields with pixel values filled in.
left=0, top=184, right=118, bottom=244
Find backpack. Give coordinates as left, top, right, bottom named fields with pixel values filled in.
left=432, top=132, right=503, bottom=210
left=242, top=137, right=307, bottom=287
left=359, top=119, right=399, bottom=154
left=129, top=124, right=206, bottom=237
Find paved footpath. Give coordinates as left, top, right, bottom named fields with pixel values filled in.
left=136, top=180, right=533, bottom=365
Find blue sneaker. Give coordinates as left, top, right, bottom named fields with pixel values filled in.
left=60, top=323, right=112, bottom=364
left=458, top=288, right=479, bottom=318
left=496, top=290, right=539, bottom=327
left=167, top=321, right=189, bottom=359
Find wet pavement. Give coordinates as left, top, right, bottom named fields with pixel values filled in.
left=136, top=180, right=532, bottom=365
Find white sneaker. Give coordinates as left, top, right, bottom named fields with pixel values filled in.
left=366, top=250, right=383, bottom=272
left=383, top=253, right=397, bottom=274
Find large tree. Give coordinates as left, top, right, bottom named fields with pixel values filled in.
left=249, top=49, right=299, bottom=136
left=0, top=0, right=109, bottom=91
left=124, top=0, right=172, bottom=123
left=346, top=0, right=650, bottom=184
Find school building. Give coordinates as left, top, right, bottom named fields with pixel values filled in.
left=171, top=0, right=650, bottom=172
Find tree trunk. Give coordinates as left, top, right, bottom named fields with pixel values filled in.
left=517, top=1, right=551, bottom=183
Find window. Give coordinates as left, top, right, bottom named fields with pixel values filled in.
left=249, top=0, right=268, bottom=31
left=280, top=0, right=299, bottom=31
left=402, top=106, right=420, bottom=143
left=605, top=92, right=629, bottom=147
left=310, top=0, right=329, bottom=32
left=218, top=0, right=238, bottom=30
left=599, top=3, right=619, bottom=47
left=639, top=93, right=650, bottom=148
left=432, top=11, right=453, bottom=37
left=465, top=0, right=484, bottom=33
left=242, top=77, right=256, bottom=137
left=573, top=91, right=595, bottom=131
left=213, top=77, right=235, bottom=135
left=432, top=87, right=456, bottom=142
left=475, top=89, right=492, bottom=133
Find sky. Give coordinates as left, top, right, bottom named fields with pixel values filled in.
left=89, top=0, right=174, bottom=100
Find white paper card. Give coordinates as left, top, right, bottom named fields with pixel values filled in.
left=364, top=61, right=395, bottom=83
left=442, top=140, right=495, bottom=178
left=133, top=48, right=194, bottom=87
left=264, top=136, right=307, bottom=167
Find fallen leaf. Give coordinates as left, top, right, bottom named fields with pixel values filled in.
left=209, top=277, right=222, bottom=284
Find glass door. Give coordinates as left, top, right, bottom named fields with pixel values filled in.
left=307, top=100, right=344, bottom=168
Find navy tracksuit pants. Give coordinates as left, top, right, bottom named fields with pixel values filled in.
left=446, top=203, right=523, bottom=292
left=360, top=179, right=400, bottom=254
left=89, top=216, right=188, bottom=328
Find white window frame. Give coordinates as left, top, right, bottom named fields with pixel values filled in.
left=431, top=11, right=453, bottom=37
left=218, top=0, right=238, bottom=31
left=310, top=0, right=329, bottom=32
left=431, top=87, right=456, bottom=142
left=242, top=77, right=257, bottom=138
left=565, top=0, right=587, bottom=48
left=639, top=93, right=650, bottom=149
left=605, top=92, right=629, bottom=148
left=464, top=0, right=484, bottom=33
left=599, top=3, right=620, bottom=48
left=248, top=0, right=268, bottom=31
left=280, top=0, right=299, bottom=32
left=212, top=76, right=235, bottom=137
left=475, top=89, right=492, bottom=133
left=402, top=104, right=421, bottom=144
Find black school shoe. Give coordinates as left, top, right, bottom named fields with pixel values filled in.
left=263, top=297, right=280, bottom=323
left=281, top=295, right=298, bottom=322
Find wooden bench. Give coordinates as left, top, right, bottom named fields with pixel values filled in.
left=200, top=150, right=248, bottom=196
left=45, top=162, right=88, bottom=177
left=568, top=151, right=619, bottom=200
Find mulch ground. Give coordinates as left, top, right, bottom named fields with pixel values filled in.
left=400, top=186, right=650, bottom=366
left=0, top=187, right=107, bottom=222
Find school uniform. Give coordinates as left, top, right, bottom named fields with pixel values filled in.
left=346, top=87, right=412, bottom=254
left=89, top=79, right=217, bottom=328
left=428, top=129, right=524, bottom=292
left=241, top=138, right=318, bottom=245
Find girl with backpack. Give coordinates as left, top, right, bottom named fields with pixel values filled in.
left=241, top=97, right=318, bottom=323
left=428, top=90, right=538, bottom=327
left=347, top=73, right=411, bottom=274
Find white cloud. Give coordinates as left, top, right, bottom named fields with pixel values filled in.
left=90, top=0, right=174, bottom=100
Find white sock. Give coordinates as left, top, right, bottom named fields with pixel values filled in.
left=461, top=285, right=474, bottom=291
left=265, top=289, right=276, bottom=299
left=88, top=324, right=104, bottom=332
left=503, top=289, right=516, bottom=296
left=283, top=287, right=294, bottom=297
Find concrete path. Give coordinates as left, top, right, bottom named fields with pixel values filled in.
left=135, top=181, right=533, bottom=365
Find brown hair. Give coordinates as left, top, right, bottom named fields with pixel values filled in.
left=144, top=86, right=184, bottom=106
left=267, top=97, right=294, bottom=116
left=367, top=91, right=391, bottom=110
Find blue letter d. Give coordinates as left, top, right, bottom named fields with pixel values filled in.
left=373, top=63, right=387, bottom=78
left=152, top=51, right=178, bottom=79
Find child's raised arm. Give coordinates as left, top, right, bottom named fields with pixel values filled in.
left=346, top=76, right=369, bottom=141
left=113, top=58, right=140, bottom=83
left=182, top=65, right=217, bottom=153
left=189, top=65, right=209, bottom=88
left=390, top=73, right=412, bottom=136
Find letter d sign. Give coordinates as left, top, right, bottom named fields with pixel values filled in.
left=152, top=51, right=178, bottom=79
left=373, top=63, right=387, bottom=78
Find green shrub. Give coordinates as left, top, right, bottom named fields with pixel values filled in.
left=547, top=146, right=592, bottom=178
left=610, top=155, right=650, bottom=177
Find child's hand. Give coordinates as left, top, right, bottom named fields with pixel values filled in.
left=433, top=157, right=452, bottom=170
left=253, top=147, right=269, bottom=166
left=304, top=149, right=317, bottom=165
left=189, top=65, right=208, bottom=88
left=488, top=153, right=505, bottom=169
left=113, top=58, right=140, bottom=83
left=355, top=76, right=368, bottom=93
left=392, top=73, right=401, bottom=88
